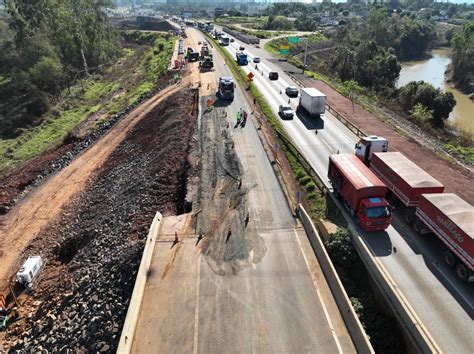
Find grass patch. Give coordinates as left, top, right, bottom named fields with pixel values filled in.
left=0, top=75, right=10, bottom=86
left=0, top=32, right=175, bottom=170
left=444, top=142, right=474, bottom=164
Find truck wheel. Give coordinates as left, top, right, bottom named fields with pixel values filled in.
left=455, top=264, right=469, bottom=282
left=405, top=210, right=415, bottom=225
left=413, top=219, right=424, bottom=234
left=443, top=250, right=456, bottom=268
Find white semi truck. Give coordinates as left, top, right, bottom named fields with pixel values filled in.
left=297, top=87, right=326, bottom=118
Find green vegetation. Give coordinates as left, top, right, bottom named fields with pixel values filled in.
left=399, top=80, right=456, bottom=127
left=0, top=32, right=175, bottom=169
left=450, top=21, right=474, bottom=93
left=0, top=0, right=119, bottom=138
left=325, top=229, right=404, bottom=353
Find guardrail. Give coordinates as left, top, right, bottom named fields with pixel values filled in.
left=288, top=73, right=367, bottom=138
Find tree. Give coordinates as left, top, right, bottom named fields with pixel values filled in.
left=398, top=81, right=456, bottom=127
left=28, top=56, right=64, bottom=97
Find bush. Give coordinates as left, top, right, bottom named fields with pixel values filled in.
left=399, top=81, right=456, bottom=127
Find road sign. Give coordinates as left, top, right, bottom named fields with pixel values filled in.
left=247, top=72, right=254, bottom=80
left=289, top=36, right=300, bottom=44
left=280, top=45, right=289, bottom=55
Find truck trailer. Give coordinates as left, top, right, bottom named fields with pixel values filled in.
left=370, top=152, right=444, bottom=221
left=414, top=193, right=474, bottom=282
left=297, top=87, right=326, bottom=118
left=328, top=154, right=392, bottom=231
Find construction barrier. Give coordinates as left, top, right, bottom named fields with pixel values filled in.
left=298, top=204, right=374, bottom=354
left=117, top=212, right=162, bottom=354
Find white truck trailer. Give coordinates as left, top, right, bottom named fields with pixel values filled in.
left=297, top=87, right=326, bottom=118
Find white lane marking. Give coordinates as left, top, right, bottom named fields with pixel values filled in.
left=193, top=254, right=202, bottom=354
left=293, top=229, right=344, bottom=354
left=431, top=261, right=474, bottom=311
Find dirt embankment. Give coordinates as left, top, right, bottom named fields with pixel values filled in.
left=0, top=73, right=175, bottom=216
left=2, top=89, right=199, bottom=352
left=295, top=74, right=474, bottom=205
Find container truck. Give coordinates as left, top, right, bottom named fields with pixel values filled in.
left=218, top=77, right=234, bottom=100
left=297, top=87, right=326, bottom=118
left=413, top=193, right=474, bottom=282
left=328, top=154, right=392, bottom=231
left=236, top=51, right=248, bottom=65
left=355, top=135, right=388, bottom=164
left=370, top=152, right=444, bottom=222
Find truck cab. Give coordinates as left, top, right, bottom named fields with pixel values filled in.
left=358, top=198, right=392, bottom=231
left=218, top=77, right=235, bottom=100
left=355, top=135, right=388, bottom=164
left=328, top=154, right=392, bottom=231
left=236, top=51, right=248, bottom=65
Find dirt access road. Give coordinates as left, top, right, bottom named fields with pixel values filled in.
left=130, top=27, right=355, bottom=353
left=0, top=78, right=190, bottom=292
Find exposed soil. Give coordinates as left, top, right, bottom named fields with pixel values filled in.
left=0, top=70, right=175, bottom=216
left=294, top=74, right=474, bottom=205
left=194, top=97, right=267, bottom=275
left=2, top=88, right=199, bottom=352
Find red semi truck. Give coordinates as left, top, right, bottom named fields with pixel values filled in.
left=369, top=152, right=444, bottom=222
left=328, top=154, right=392, bottom=231
left=414, top=193, right=474, bottom=282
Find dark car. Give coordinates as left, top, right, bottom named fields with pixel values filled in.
left=285, top=86, right=299, bottom=97
left=278, top=105, right=294, bottom=119
left=269, top=72, right=279, bottom=80
left=239, top=45, right=245, bottom=51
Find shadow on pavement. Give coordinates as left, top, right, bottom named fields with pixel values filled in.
left=361, top=230, right=392, bottom=257
left=296, top=110, right=325, bottom=130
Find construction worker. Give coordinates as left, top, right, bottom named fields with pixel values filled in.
left=236, top=111, right=241, bottom=125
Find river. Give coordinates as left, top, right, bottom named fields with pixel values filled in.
left=397, top=47, right=473, bottom=135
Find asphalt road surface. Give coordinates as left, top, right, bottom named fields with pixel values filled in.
left=130, top=28, right=356, bottom=353
left=219, top=29, right=473, bottom=353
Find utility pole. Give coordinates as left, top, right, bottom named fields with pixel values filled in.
left=303, top=37, right=309, bottom=74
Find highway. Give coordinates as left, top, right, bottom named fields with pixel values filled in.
left=130, top=28, right=356, bottom=353
left=219, top=30, right=474, bottom=353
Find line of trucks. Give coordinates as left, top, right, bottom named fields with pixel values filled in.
left=328, top=135, right=473, bottom=282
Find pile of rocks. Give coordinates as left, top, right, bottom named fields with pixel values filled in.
left=5, top=89, right=198, bottom=352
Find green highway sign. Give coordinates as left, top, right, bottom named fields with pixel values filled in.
left=289, top=36, right=300, bottom=44
left=279, top=49, right=289, bottom=55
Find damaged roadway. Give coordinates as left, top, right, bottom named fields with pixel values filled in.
left=130, top=90, right=355, bottom=352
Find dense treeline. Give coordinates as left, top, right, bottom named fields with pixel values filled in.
left=0, top=0, right=119, bottom=138
left=449, top=22, right=474, bottom=93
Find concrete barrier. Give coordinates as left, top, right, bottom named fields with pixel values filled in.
left=298, top=204, right=374, bottom=354
left=117, top=211, right=162, bottom=354
left=346, top=223, right=441, bottom=354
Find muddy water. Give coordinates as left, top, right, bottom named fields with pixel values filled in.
left=397, top=48, right=473, bottom=135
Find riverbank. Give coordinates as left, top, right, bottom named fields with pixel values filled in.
left=397, top=47, right=474, bottom=135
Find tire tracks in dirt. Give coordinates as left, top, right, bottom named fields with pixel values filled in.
left=0, top=78, right=190, bottom=289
